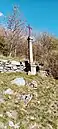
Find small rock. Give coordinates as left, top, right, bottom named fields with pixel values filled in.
left=0, top=81, right=4, bottom=84
left=0, top=114, right=3, bottom=117
left=14, top=123, right=20, bottom=129
left=29, top=123, right=39, bottom=129
left=9, top=121, right=14, bottom=127
left=28, top=80, right=37, bottom=88
left=30, top=116, right=35, bottom=120
left=0, top=96, right=5, bottom=104
left=6, top=110, right=18, bottom=119
left=11, top=61, right=20, bottom=65
left=0, top=122, right=4, bottom=129
left=13, top=65, right=17, bottom=70
left=39, top=70, right=47, bottom=77
left=21, top=94, right=32, bottom=105
left=4, top=88, right=13, bottom=95
left=6, top=111, right=12, bottom=118
left=9, top=121, right=20, bottom=129
left=37, top=101, right=40, bottom=104
left=11, top=77, right=25, bottom=86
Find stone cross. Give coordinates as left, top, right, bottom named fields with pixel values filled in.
left=27, top=24, right=32, bottom=37
left=27, top=25, right=33, bottom=64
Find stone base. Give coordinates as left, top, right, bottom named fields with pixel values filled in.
left=28, top=64, right=36, bottom=75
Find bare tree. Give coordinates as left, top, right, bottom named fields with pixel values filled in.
left=7, top=6, right=26, bottom=57
left=33, top=32, right=53, bottom=63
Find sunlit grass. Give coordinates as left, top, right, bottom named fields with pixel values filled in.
left=0, top=72, right=58, bottom=129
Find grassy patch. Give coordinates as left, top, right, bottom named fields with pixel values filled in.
left=0, top=72, right=58, bottom=129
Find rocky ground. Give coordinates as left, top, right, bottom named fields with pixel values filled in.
left=0, top=72, right=58, bottom=129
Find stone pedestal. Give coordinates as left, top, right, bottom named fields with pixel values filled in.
left=31, top=64, right=36, bottom=75
left=28, top=64, right=36, bottom=75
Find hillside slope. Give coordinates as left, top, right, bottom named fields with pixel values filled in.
left=0, top=72, right=58, bottom=129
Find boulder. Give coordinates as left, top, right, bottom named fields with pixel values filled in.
left=11, top=77, right=25, bottom=86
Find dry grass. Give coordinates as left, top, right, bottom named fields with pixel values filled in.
left=0, top=72, right=58, bottom=129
